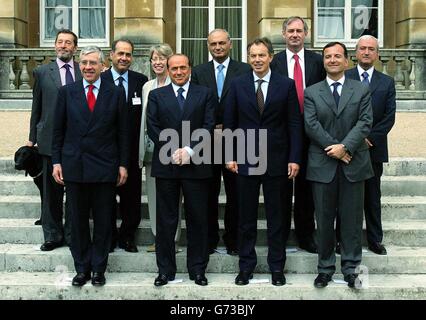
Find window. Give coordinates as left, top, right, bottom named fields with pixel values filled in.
left=40, top=0, right=109, bottom=47
left=177, top=0, right=247, bottom=66
left=314, top=0, right=383, bottom=47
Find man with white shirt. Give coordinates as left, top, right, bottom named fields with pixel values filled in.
left=304, top=42, right=373, bottom=289
left=147, top=54, right=215, bottom=286
left=271, top=16, right=326, bottom=254
left=27, top=29, right=82, bottom=251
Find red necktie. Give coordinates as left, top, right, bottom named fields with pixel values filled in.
left=87, top=84, right=96, bottom=112
left=293, top=54, right=304, bottom=113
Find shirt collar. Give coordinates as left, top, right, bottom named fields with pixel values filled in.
left=357, top=64, right=374, bottom=80
left=56, top=58, right=74, bottom=69
left=326, top=75, right=345, bottom=87
left=172, top=80, right=190, bottom=94
left=213, top=57, right=230, bottom=70
left=111, top=67, right=129, bottom=83
left=253, top=69, right=272, bottom=83
left=83, top=77, right=101, bottom=89
left=286, top=48, right=305, bottom=62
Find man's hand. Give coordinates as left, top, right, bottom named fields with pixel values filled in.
left=172, top=148, right=190, bottom=166
left=26, top=141, right=34, bottom=147
left=325, top=144, right=347, bottom=160
left=117, top=166, right=128, bottom=186
left=288, top=163, right=300, bottom=179
left=226, top=161, right=238, bottom=174
left=365, top=138, right=373, bottom=148
left=340, top=153, right=352, bottom=164
left=52, top=164, right=64, bottom=185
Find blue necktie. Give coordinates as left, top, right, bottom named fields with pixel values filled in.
left=332, top=82, right=341, bottom=107
left=177, top=87, right=185, bottom=111
left=217, top=64, right=225, bottom=99
left=361, top=71, right=369, bottom=86
left=63, top=64, right=74, bottom=85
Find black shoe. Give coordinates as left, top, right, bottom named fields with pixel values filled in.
left=189, top=274, right=208, bottom=286
left=72, top=272, right=91, bottom=287
left=154, top=274, right=175, bottom=287
left=40, top=240, right=63, bottom=251
left=235, top=271, right=253, bottom=285
left=344, top=273, right=361, bottom=288
left=34, top=219, right=42, bottom=225
left=368, top=242, right=387, bottom=255
left=271, top=271, right=286, bottom=286
left=91, top=272, right=106, bottom=286
left=299, top=238, right=318, bottom=253
left=226, top=248, right=239, bottom=256
left=118, top=240, right=138, bottom=253
left=314, top=273, right=332, bottom=288
left=336, top=243, right=341, bottom=255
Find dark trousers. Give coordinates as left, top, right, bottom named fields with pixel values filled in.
left=156, top=178, right=209, bottom=277
left=237, top=174, right=288, bottom=273
left=312, top=165, right=364, bottom=276
left=207, top=163, right=238, bottom=250
left=67, top=182, right=115, bottom=273
left=41, top=155, right=70, bottom=244
left=113, top=161, right=142, bottom=243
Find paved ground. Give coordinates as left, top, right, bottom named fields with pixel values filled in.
left=0, top=111, right=425, bottom=158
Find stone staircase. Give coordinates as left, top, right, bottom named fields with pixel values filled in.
left=0, top=157, right=425, bottom=300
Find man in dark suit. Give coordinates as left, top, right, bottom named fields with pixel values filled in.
left=27, top=29, right=82, bottom=251
left=304, top=42, right=373, bottom=289
left=271, top=16, right=326, bottom=254
left=224, top=38, right=303, bottom=286
left=102, top=39, right=148, bottom=253
left=342, top=35, right=396, bottom=255
left=191, top=29, right=251, bottom=256
left=52, top=46, right=129, bottom=287
left=147, top=54, right=215, bottom=286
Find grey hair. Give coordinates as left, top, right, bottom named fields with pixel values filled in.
left=149, top=43, right=174, bottom=60
left=282, top=16, right=308, bottom=33
left=207, top=29, right=231, bottom=42
left=80, top=46, right=104, bottom=62
left=356, top=35, right=379, bottom=52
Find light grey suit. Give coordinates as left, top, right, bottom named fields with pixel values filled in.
left=304, top=78, right=374, bottom=276
left=29, top=60, right=82, bottom=244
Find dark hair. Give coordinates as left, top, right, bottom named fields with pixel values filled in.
left=55, top=29, right=78, bottom=46
left=282, top=16, right=308, bottom=33
left=247, top=37, right=274, bottom=55
left=111, top=39, right=135, bottom=53
left=167, top=54, right=192, bottom=69
left=322, top=41, right=348, bottom=58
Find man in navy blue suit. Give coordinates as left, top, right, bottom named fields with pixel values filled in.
left=223, top=38, right=303, bottom=286
left=339, top=35, right=396, bottom=256
left=147, top=54, right=215, bottom=286
left=52, top=46, right=129, bottom=287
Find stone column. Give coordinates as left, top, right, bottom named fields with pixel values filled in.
left=396, top=0, right=426, bottom=49
left=0, top=0, right=29, bottom=48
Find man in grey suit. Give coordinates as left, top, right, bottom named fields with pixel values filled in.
left=27, top=29, right=81, bottom=251
left=304, top=42, right=373, bottom=289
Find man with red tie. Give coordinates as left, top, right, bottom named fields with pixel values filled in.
left=271, top=16, right=326, bottom=254
left=52, top=46, right=129, bottom=287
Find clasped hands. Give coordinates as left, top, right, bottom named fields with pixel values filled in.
left=172, top=148, right=190, bottom=166
left=325, top=144, right=352, bottom=164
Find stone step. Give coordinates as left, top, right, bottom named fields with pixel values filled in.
left=1, top=174, right=425, bottom=197
left=0, top=271, right=424, bottom=300
left=1, top=244, right=425, bottom=275
left=0, top=219, right=425, bottom=247
left=0, top=195, right=425, bottom=221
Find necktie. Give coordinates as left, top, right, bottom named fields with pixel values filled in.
left=87, top=84, right=96, bottom=112
left=117, top=76, right=126, bottom=101
left=361, top=71, right=369, bottom=86
left=332, top=82, right=341, bottom=107
left=256, top=79, right=265, bottom=115
left=177, top=87, right=185, bottom=111
left=293, top=54, right=304, bottom=113
left=63, top=64, right=74, bottom=85
left=217, top=64, right=225, bottom=99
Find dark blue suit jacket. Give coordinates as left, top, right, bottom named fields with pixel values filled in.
left=223, top=71, right=303, bottom=176
left=146, top=82, right=216, bottom=179
left=51, top=79, right=129, bottom=183
left=345, top=67, right=396, bottom=163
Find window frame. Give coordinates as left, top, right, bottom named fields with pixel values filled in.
left=176, top=0, right=247, bottom=63
left=40, top=0, right=110, bottom=47
left=313, top=0, right=383, bottom=48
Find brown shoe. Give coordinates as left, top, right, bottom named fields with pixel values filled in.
left=146, top=243, right=156, bottom=252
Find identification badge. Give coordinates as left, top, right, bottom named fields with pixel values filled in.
left=132, top=93, right=141, bottom=105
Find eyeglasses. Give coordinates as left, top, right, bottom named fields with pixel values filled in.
left=151, top=56, right=167, bottom=63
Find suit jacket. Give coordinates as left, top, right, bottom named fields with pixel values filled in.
left=270, top=49, right=326, bottom=89
left=223, top=71, right=303, bottom=176
left=51, top=79, right=129, bottom=183
left=191, top=59, right=251, bottom=124
left=147, top=82, right=216, bottom=179
left=29, top=61, right=82, bottom=156
left=304, top=78, right=374, bottom=183
left=101, top=68, right=148, bottom=161
left=345, top=67, right=396, bottom=163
